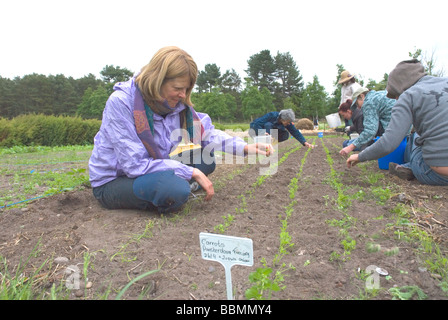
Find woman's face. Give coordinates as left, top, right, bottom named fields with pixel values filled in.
left=160, top=75, right=190, bottom=108
left=355, top=94, right=365, bottom=108
left=280, top=119, right=291, bottom=126
left=339, top=110, right=352, bottom=120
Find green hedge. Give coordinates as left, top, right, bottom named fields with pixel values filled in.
left=0, top=114, right=101, bottom=147
left=213, top=122, right=250, bottom=131
left=0, top=115, right=251, bottom=148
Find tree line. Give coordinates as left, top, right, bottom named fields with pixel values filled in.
left=0, top=48, right=441, bottom=123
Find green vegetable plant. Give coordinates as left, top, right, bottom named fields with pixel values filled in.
left=245, top=258, right=294, bottom=300
left=213, top=214, right=235, bottom=234
left=246, top=141, right=314, bottom=299
left=245, top=266, right=280, bottom=300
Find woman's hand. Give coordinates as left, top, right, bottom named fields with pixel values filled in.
left=346, top=154, right=359, bottom=168
left=304, top=142, right=315, bottom=149
left=244, top=143, right=275, bottom=156
left=340, top=143, right=355, bottom=156
left=192, top=168, right=214, bottom=201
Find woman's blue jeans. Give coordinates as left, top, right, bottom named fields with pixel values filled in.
left=93, top=149, right=216, bottom=213
left=343, top=139, right=361, bottom=151
left=402, top=133, right=448, bottom=186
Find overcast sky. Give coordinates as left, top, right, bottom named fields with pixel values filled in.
left=1, top=0, right=447, bottom=93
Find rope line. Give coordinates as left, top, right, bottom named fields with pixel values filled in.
left=1, top=193, right=56, bottom=209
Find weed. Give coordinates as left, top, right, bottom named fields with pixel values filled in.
left=115, top=269, right=160, bottom=300
left=329, top=251, right=341, bottom=262
left=353, top=189, right=366, bottom=201
left=322, top=195, right=330, bottom=206
left=388, top=201, right=448, bottom=286
left=371, top=186, right=393, bottom=205
left=384, top=247, right=400, bottom=256
left=111, top=220, right=154, bottom=262
left=439, top=282, right=448, bottom=295
left=363, top=172, right=384, bottom=185
left=0, top=240, right=70, bottom=300
left=366, top=242, right=382, bottom=253
left=388, top=285, right=427, bottom=300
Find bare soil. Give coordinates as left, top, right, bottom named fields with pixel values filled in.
left=1, top=134, right=447, bottom=300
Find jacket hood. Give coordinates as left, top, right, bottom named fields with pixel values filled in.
left=113, top=77, right=135, bottom=93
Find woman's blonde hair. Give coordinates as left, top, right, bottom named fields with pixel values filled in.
left=135, top=46, right=198, bottom=106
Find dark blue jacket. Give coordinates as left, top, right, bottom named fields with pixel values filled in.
left=250, top=111, right=306, bottom=145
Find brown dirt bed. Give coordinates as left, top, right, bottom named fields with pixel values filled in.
left=1, top=135, right=447, bottom=300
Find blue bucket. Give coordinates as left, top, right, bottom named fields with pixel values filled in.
left=375, top=137, right=407, bottom=170
left=318, top=132, right=323, bottom=138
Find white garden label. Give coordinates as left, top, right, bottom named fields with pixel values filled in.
left=199, top=232, right=253, bottom=299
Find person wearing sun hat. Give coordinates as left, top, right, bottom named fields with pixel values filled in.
left=338, top=70, right=362, bottom=105
left=339, top=86, right=395, bottom=156
left=350, top=87, right=369, bottom=109
left=338, top=70, right=361, bottom=131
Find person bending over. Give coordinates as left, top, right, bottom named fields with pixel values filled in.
left=250, top=109, right=314, bottom=148
left=346, top=59, right=448, bottom=186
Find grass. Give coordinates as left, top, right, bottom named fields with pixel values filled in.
left=111, top=220, right=155, bottom=262
left=0, top=145, right=92, bottom=209
left=0, top=240, right=71, bottom=300
left=214, top=122, right=250, bottom=131
left=0, top=122, right=252, bottom=209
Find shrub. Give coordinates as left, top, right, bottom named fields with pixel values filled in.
left=0, top=118, right=11, bottom=142
left=0, top=114, right=101, bottom=147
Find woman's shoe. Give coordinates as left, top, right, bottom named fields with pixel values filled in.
left=388, top=162, right=415, bottom=180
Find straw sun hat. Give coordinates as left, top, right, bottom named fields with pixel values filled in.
left=338, top=70, right=355, bottom=84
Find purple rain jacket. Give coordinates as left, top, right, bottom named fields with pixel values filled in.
left=89, top=77, right=247, bottom=188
